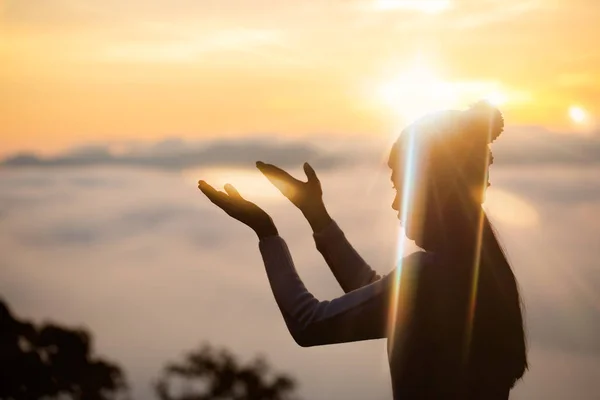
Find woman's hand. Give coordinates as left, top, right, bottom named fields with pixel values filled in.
left=256, top=161, right=332, bottom=232
left=198, top=180, right=278, bottom=239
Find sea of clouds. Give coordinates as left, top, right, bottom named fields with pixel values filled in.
left=1, top=127, right=599, bottom=399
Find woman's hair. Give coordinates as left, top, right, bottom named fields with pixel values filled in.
left=474, top=214, right=528, bottom=388
left=389, top=101, right=528, bottom=388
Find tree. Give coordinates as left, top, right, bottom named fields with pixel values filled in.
left=0, top=298, right=128, bottom=400
left=155, top=344, right=299, bottom=400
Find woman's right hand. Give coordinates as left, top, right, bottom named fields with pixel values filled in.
left=256, top=161, right=332, bottom=232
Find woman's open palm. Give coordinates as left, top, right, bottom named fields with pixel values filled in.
left=256, top=162, right=323, bottom=212
left=198, top=180, right=274, bottom=236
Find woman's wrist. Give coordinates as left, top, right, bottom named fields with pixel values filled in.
left=302, top=203, right=332, bottom=233
left=254, top=219, right=279, bottom=239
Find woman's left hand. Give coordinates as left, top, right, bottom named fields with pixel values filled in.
left=198, top=180, right=278, bottom=239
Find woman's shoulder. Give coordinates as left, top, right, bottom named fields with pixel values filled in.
left=381, top=251, right=440, bottom=290
left=401, top=250, right=437, bottom=270
left=399, top=251, right=445, bottom=291
left=392, top=251, right=435, bottom=285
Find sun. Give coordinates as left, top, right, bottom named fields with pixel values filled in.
left=377, top=58, right=511, bottom=123
left=378, top=61, right=456, bottom=122
left=484, top=91, right=508, bottom=107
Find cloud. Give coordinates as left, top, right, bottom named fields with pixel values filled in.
left=16, top=203, right=217, bottom=248
left=0, top=137, right=351, bottom=171
left=1, top=153, right=599, bottom=399
left=491, top=165, right=600, bottom=205
left=2, top=126, right=599, bottom=174
left=492, top=126, right=600, bottom=166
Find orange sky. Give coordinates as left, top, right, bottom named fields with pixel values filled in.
left=1, top=0, right=599, bottom=155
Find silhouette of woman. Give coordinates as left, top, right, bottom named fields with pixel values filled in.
left=198, top=101, right=528, bottom=399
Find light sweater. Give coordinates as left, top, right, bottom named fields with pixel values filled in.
left=258, top=219, right=425, bottom=347
left=257, top=220, right=511, bottom=400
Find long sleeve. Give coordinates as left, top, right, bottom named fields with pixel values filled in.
left=259, top=235, right=401, bottom=347
left=312, top=220, right=380, bottom=293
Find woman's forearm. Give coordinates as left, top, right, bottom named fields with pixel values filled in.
left=302, top=203, right=333, bottom=233
left=312, top=220, right=380, bottom=292
left=302, top=202, right=380, bottom=292
left=253, top=218, right=279, bottom=239
left=258, top=235, right=390, bottom=347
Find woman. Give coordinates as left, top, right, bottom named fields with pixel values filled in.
left=198, top=101, right=528, bottom=399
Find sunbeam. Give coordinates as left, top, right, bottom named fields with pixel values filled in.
left=388, top=127, right=418, bottom=355
left=463, top=110, right=494, bottom=364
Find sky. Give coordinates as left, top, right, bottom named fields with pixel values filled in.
left=2, top=0, right=600, bottom=156
left=1, top=1, right=600, bottom=399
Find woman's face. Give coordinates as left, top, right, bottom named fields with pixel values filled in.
left=388, top=133, right=425, bottom=223
left=389, top=160, right=441, bottom=248
left=389, top=143, right=411, bottom=218
left=390, top=168, right=402, bottom=216
left=389, top=165, right=426, bottom=224
left=389, top=149, right=427, bottom=221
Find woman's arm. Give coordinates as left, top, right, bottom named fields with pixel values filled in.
left=256, top=162, right=380, bottom=293
left=258, top=234, right=420, bottom=347
left=307, top=210, right=381, bottom=293
left=197, top=177, right=395, bottom=345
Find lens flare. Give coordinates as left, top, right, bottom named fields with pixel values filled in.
left=388, top=127, right=418, bottom=354
left=463, top=109, right=496, bottom=364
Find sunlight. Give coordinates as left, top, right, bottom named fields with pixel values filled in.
left=378, top=60, right=456, bottom=122
left=484, top=90, right=508, bottom=106
left=377, top=58, right=515, bottom=124
left=483, top=187, right=539, bottom=227
left=183, top=167, right=285, bottom=202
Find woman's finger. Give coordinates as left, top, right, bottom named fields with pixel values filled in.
left=303, top=162, right=319, bottom=183
left=256, top=162, right=300, bottom=200
left=199, top=181, right=229, bottom=206
left=224, top=183, right=243, bottom=200
left=256, top=162, right=302, bottom=185
left=198, top=180, right=218, bottom=197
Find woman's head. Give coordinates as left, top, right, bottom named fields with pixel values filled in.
left=388, top=101, right=504, bottom=251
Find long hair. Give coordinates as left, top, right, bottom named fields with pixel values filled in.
left=470, top=212, right=528, bottom=387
